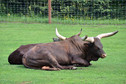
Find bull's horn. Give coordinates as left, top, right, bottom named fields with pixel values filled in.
left=96, top=31, right=118, bottom=39
left=81, top=35, right=88, bottom=41
left=85, top=37, right=95, bottom=43
left=82, top=36, right=94, bottom=43
left=55, top=28, right=66, bottom=40
left=77, top=28, right=82, bottom=36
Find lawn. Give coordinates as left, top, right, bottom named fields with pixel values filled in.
left=0, top=22, right=126, bottom=84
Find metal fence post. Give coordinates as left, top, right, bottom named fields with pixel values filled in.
left=48, top=0, right=51, bottom=24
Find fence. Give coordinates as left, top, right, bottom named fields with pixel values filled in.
left=0, top=0, right=126, bottom=24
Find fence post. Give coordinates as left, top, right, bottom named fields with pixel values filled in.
left=48, top=0, right=51, bottom=24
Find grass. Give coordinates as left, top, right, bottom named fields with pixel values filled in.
left=0, top=22, right=126, bottom=84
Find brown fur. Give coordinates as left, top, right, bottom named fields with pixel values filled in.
left=8, top=44, right=39, bottom=64
left=8, top=38, right=60, bottom=64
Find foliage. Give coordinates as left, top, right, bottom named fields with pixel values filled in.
left=0, top=0, right=126, bottom=19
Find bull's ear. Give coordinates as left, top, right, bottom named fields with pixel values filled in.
left=84, top=42, right=90, bottom=47
left=84, top=43, right=89, bottom=47
left=53, top=38, right=61, bottom=42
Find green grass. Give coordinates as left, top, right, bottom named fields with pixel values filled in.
left=0, top=22, right=126, bottom=84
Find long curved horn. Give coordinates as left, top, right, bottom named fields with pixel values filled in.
left=96, top=31, right=118, bottom=39
left=55, top=28, right=66, bottom=40
left=77, top=28, right=82, bottom=36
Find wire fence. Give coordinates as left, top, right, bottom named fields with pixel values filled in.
left=0, top=0, right=126, bottom=24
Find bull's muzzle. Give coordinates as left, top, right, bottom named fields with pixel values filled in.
left=101, top=54, right=107, bottom=58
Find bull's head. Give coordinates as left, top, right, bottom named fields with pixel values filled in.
left=84, top=31, right=118, bottom=59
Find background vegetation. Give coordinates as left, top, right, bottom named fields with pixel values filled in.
left=0, top=22, right=126, bottom=84
left=0, top=0, right=126, bottom=21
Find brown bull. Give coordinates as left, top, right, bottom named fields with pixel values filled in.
left=8, top=29, right=82, bottom=64
left=22, top=28, right=118, bottom=71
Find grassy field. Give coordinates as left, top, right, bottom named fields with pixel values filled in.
left=0, top=22, right=126, bottom=84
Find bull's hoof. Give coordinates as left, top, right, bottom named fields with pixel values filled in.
left=71, top=67, right=77, bottom=70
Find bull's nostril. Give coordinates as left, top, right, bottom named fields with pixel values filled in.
left=101, top=54, right=107, bottom=58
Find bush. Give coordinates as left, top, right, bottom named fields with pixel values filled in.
left=0, top=0, right=126, bottom=19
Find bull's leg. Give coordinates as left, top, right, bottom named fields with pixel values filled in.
left=23, top=56, right=61, bottom=71
left=72, top=58, right=91, bottom=67
left=61, top=65, right=77, bottom=70
left=47, top=54, right=77, bottom=70
left=23, top=53, right=77, bottom=71
left=42, top=66, right=61, bottom=71
left=50, top=64, right=77, bottom=70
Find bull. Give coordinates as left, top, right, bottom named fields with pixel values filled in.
left=22, top=28, right=118, bottom=71
left=8, top=29, right=82, bottom=64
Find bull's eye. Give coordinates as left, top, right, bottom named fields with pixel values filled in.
left=95, top=47, right=99, bottom=50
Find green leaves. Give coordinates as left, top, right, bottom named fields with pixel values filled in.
left=0, top=0, right=126, bottom=19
